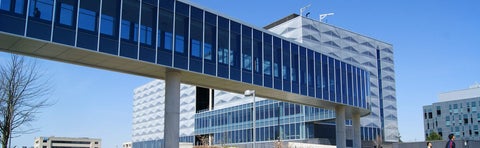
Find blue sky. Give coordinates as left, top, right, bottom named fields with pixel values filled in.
left=3, top=0, right=480, bottom=147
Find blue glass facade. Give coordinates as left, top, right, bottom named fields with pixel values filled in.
left=195, top=100, right=333, bottom=144
left=195, top=99, right=381, bottom=145
left=1, top=0, right=372, bottom=146
left=0, top=0, right=370, bottom=108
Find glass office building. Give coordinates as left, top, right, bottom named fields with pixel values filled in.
left=134, top=80, right=380, bottom=147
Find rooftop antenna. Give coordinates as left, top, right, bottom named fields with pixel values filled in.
left=300, top=4, right=312, bottom=16
left=319, top=13, right=335, bottom=22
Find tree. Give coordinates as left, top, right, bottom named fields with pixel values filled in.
left=0, top=54, right=51, bottom=148
left=426, top=132, right=442, bottom=141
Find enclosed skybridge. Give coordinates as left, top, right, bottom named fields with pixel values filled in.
left=0, top=0, right=370, bottom=147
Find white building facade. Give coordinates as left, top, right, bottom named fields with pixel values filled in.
left=132, top=80, right=196, bottom=145
left=266, top=14, right=398, bottom=142
left=34, top=137, right=101, bottom=148
left=424, top=84, right=480, bottom=140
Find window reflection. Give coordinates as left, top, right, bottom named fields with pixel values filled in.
left=139, top=25, right=152, bottom=45
left=204, top=13, right=216, bottom=62
left=59, top=3, right=73, bottom=26
left=100, top=14, right=114, bottom=35
left=164, top=32, right=173, bottom=50
left=191, top=40, right=201, bottom=57
left=175, top=35, right=184, bottom=53
left=243, top=54, right=252, bottom=70
left=14, top=0, right=24, bottom=14
left=0, top=0, right=11, bottom=11
left=218, top=48, right=229, bottom=65
left=217, top=19, right=228, bottom=66
left=264, top=61, right=271, bottom=75
left=121, top=20, right=130, bottom=39
left=204, top=43, right=212, bottom=60
left=139, top=3, right=155, bottom=47
left=78, top=8, right=96, bottom=31
left=29, top=0, right=53, bottom=21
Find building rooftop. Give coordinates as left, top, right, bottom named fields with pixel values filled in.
left=438, top=83, right=480, bottom=102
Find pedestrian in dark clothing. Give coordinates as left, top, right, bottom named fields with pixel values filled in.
left=445, top=134, right=455, bottom=148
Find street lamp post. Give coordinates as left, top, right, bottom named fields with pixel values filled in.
left=244, top=90, right=256, bottom=148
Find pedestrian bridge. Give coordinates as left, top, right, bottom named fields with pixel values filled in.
left=0, top=0, right=370, bottom=147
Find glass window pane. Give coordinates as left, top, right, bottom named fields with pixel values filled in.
left=347, top=65, right=353, bottom=105
left=158, top=8, right=173, bottom=50
left=328, top=57, right=335, bottom=102
left=14, top=0, right=25, bottom=14
left=0, top=0, right=11, bottom=11
left=140, top=3, right=156, bottom=46
left=273, top=37, right=281, bottom=78
left=315, top=52, right=322, bottom=98
left=121, top=0, right=139, bottom=41
left=299, top=47, right=307, bottom=95
left=100, top=14, right=114, bottom=35
left=291, top=44, right=298, bottom=82
left=78, top=8, right=96, bottom=31
left=174, top=2, right=188, bottom=54
left=218, top=20, right=231, bottom=65
left=30, top=0, right=54, bottom=21
left=190, top=7, right=203, bottom=58
left=282, top=40, right=291, bottom=89
left=204, top=13, right=217, bottom=61
left=335, top=59, right=341, bottom=102
left=59, top=3, right=74, bottom=26
left=341, top=62, right=348, bottom=105
left=353, top=67, right=358, bottom=106
left=263, top=33, right=272, bottom=76
left=121, top=20, right=130, bottom=39
left=100, top=0, right=119, bottom=36
left=322, top=54, right=329, bottom=100
left=229, top=22, right=240, bottom=67
left=307, top=49, right=314, bottom=96
left=253, top=29, right=262, bottom=73
left=242, top=27, right=252, bottom=71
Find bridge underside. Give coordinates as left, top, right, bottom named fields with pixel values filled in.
left=0, top=32, right=369, bottom=118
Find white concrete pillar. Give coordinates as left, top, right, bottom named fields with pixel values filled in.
left=353, top=112, right=361, bottom=148
left=164, top=69, right=181, bottom=148
left=335, top=106, right=346, bottom=148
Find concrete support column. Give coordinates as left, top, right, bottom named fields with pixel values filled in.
left=335, top=106, right=346, bottom=148
left=353, top=112, right=361, bottom=148
left=164, top=69, right=181, bottom=148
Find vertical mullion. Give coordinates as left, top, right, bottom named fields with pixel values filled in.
left=137, top=0, right=142, bottom=59
left=118, top=0, right=124, bottom=55
left=201, top=10, right=205, bottom=73
left=171, top=0, right=176, bottom=65
left=50, top=0, right=57, bottom=41
left=24, top=0, right=31, bottom=36
left=186, top=5, right=190, bottom=68
left=155, top=0, right=160, bottom=63
left=74, top=0, right=80, bottom=47
left=97, top=0, right=103, bottom=52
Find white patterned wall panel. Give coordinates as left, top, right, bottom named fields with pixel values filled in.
left=214, top=89, right=266, bottom=110
left=267, top=16, right=398, bottom=142
left=132, top=80, right=196, bottom=142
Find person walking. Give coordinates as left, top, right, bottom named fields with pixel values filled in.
left=445, top=134, right=455, bottom=148
left=427, top=141, right=432, bottom=148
